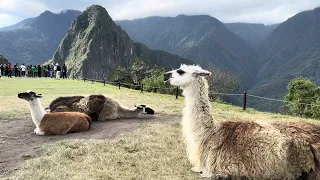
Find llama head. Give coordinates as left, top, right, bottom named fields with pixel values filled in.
left=164, top=64, right=211, bottom=88
left=135, top=104, right=155, bottom=115
left=18, top=90, right=43, bottom=101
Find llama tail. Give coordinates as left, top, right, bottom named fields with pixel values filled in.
left=85, top=115, right=92, bottom=128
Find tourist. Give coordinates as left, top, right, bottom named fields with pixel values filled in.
left=62, top=64, right=67, bottom=79
left=37, top=65, right=41, bottom=78
left=14, top=63, right=18, bottom=77
left=7, top=62, right=12, bottom=78
left=56, top=63, right=61, bottom=80
left=0, top=64, right=4, bottom=76
left=33, top=65, right=38, bottom=77
left=53, top=63, right=57, bottom=77
left=20, top=64, right=26, bottom=77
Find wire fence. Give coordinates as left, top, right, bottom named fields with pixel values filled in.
left=74, top=76, right=320, bottom=112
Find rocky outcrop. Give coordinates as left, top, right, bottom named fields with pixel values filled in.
left=0, top=53, right=9, bottom=64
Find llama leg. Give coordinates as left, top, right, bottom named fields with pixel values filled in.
left=191, top=167, right=202, bottom=173
left=186, top=141, right=203, bottom=172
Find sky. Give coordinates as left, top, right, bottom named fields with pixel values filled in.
left=0, top=0, right=320, bottom=28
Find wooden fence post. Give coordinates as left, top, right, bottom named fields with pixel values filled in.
left=92, top=79, right=94, bottom=84
left=141, top=84, right=143, bottom=93
left=243, top=91, right=247, bottom=111
left=72, top=75, right=74, bottom=80
left=176, top=87, right=179, bottom=99
left=118, top=82, right=121, bottom=89
left=84, top=78, right=85, bottom=82
left=103, top=79, right=106, bottom=86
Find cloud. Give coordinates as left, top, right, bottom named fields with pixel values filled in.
left=0, top=0, right=320, bottom=27
left=0, top=13, right=20, bottom=27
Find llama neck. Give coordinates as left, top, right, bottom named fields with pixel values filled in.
left=182, top=77, right=217, bottom=128
left=117, top=105, right=143, bottom=118
left=27, top=98, right=47, bottom=127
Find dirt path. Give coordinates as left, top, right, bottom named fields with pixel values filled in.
left=0, top=114, right=181, bottom=177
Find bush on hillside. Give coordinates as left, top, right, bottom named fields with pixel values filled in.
left=283, top=77, right=320, bottom=119
left=141, top=65, right=178, bottom=95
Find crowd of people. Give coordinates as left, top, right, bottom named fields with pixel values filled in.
left=0, top=62, right=68, bottom=79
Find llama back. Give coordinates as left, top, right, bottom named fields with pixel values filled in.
left=49, top=96, right=84, bottom=111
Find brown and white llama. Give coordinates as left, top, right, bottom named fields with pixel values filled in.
left=18, top=90, right=92, bottom=135
left=164, top=64, right=320, bottom=180
left=45, top=94, right=154, bottom=121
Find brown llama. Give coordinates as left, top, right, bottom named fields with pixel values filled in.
left=18, top=90, right=92, bottom=135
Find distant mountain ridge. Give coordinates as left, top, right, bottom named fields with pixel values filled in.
left=246, top=7, right=320, bottom=112
left=52, top=5, right=193, bottom=79
left=224, top=23, right=278, bottom=47
left=116, top=15, right=259, bottom=90
left=0, top=9, right=82, bottom=65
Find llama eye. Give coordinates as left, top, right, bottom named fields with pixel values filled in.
left=177, top=69, right=185, bottom=75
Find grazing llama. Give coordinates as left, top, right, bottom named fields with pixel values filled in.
left=18, top=90, right=92, bottom=135
left=46, top=94, right=154, bottom=121
left=164, top=64, right=320, bottom=180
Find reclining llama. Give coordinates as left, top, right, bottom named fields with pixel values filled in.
left=46, top=94, right=154, bottom=122
left=164, top=64, right=320, bottom=180
left=18, top=90, right=92, bottom=135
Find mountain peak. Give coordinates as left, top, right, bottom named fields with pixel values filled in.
left=85, top=5, right=108, bottom=13
left=40, top=10, right=54, bottom=16
left=52, top=5, right=192, bottom=79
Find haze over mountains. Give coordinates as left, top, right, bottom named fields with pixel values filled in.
left=0, top=5, right=319, bottom=112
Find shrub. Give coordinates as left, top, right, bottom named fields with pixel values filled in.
left=283, top=77, right=320, bottom=119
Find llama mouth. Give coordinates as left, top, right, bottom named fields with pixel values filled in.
left=164, top=79, right=171, bottom=85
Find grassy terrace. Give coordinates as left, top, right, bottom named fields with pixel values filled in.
left=0, top=77, right=318, bottom=180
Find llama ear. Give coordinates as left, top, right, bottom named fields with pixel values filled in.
left=35, top=94, right=43, bottom=98
left=135, top=105, right=143, bottom=109
left=193, top=69, right=211, bottom=77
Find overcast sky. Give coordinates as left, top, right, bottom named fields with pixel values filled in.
left=0, top=0, right=320, bottom=28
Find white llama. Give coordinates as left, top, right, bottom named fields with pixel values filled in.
left=164, top=64, right=320, bottom=180
left=18, top=90, right=92, bottom=135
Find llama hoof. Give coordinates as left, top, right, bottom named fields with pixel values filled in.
left=200, top=170, right=213, bottom=178
left=35, top=128, right=45, bottom=135
left=213, top=174, right=232, bottom=180
left=191, top=166, right=202, bottom=173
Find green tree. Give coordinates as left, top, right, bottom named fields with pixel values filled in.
left=109, top=66, right=134, bottom=84
left=130, top=57, right=149, bottom=84
left=283, top=77, right=320, bottom=118
left=141, top=65, right=175, bottom=94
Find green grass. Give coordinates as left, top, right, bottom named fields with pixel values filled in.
left=0, top=77, right=182, bottom=121
left=1, top=77, right=320, bottom=180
